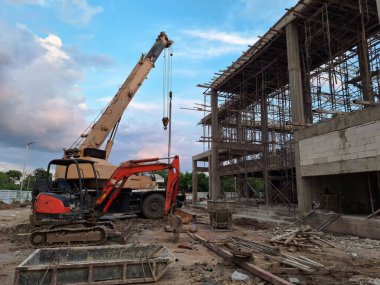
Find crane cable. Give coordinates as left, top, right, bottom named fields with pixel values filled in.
left=167, top=47, right=173, bottom=158
left=162, top=46, right=173, bottom=158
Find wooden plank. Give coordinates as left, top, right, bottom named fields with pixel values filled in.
left=366, top=208, right=380, bottom=219
left=265, top=255, right=313, bottom=273
left=284, top=233, right=296, bottom=244
left=188, top=233, right=293, bottom=285
left=311, top=235, right=335, bottom=248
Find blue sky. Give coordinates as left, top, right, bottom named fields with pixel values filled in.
left=0, top=0, right=296, bottom=173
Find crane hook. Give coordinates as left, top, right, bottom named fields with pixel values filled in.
left=162, top=116, right=169, bottom=130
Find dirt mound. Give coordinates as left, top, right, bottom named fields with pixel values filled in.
left=0, top=201, right=12, bottom=210
left=0, top=200, right=32, bottom=210
left=233, top=217, right=273, bottom=230
left=0, top=223, right=34, bottom=249
left=114, top=217, right=167, bottom=233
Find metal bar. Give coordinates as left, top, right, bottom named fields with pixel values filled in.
left=188, top=233, right=293, bottom=285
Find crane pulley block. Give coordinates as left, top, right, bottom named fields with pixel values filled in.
left=162, top=116, right=169, bottom=130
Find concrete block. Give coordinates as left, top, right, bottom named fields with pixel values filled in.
left=365, top=150, right=377, bottom=158
left=365, top=143, right=378, bottom=151
left=375, top=156, right=380, bottom=169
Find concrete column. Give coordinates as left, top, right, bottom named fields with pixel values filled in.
left=294, top=132, right=312, bottom=212
left=377, top=0, right=380, bottom=23
left=271, top=129, right=276, bottom=155
left=210, top=89, right=220, bottom=200
left=286, top=22, right=312, bottom=212
left=358, top=2, right=374, bottom=102
left=286, top=22, right=305, bottom=125
left=208, top=154, right=212, bottom=199
left=261, top=76, right=270, bottom=206
left=192, top=160, right=198, bottom=204
left=236, top=112, right=243, bottom=143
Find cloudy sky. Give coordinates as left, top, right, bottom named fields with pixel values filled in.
left=0, top=0, right=296, bottom=173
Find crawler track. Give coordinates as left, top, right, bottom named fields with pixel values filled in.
left=29, top=225, right=107, bottom=248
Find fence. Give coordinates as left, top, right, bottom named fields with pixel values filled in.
left=0, top=190, right=32, bottom=204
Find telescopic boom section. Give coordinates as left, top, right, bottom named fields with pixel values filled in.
left=93, top=155, right=180, bottom=219
left=79, top=32, right=173, bottom=156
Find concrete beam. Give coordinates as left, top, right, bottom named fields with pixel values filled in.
left=192, top=150, right=211, bottom=162
left=218, top=142, right=263, bottom=153
left=296, top=104, right=380, bottom=140
left=196, top=167, right=209, bottom=172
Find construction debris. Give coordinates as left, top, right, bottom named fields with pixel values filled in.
left=188, top=232, right=294, bottom=285
left=270, top=226, right=334, bottom=251
left=231, top=271, right=250, bottom=281
left=265, top=254, right=324, bottom=274
left=228, top=236, right=279, bottom=255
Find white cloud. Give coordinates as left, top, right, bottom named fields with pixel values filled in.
left=0, top=161, right=23, bottom=172
left=97, top=96, right=113, bottom=104
left=60, top=0, right=103, bottom=27
left=38, top=33, right=70, bottom=62
left=5, top=0, right=103, bottom=27
left=78, top=102, right=88, bottom=110
left=129, top=101, right=161, bottom=112
left=0, top=22, right=112, bottom=152
left=5, top=0, right=45, bottom=5
left=183, top=29, right=258, bottom=46
left=175, top=29, right=258, bottom=59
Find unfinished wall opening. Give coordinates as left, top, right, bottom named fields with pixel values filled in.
left=306, top=172, right=380, bottom=215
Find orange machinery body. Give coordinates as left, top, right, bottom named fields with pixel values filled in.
left=32, top=156, right=179, bottom=222
left=95, top=155, right=180, bottom=218
left=34, top=193, right=71, bottom=214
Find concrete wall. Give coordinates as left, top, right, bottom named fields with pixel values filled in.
left=295, top=105, right=380, bottom=212
left=297, top=105, right=380, bottom=177
left=306, top=213, right=380, bottom=240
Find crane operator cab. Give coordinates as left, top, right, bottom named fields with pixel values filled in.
left=31, top=159, right=100, bottom=226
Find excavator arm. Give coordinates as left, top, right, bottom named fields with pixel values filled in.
left=93, top=155, right=180, bottom=219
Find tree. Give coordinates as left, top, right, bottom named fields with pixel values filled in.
left=6, top=170, right=22, bottom=184
left=197, top=173, right=209, bottom=192
left=221, top=177, right=235, bottom=193
left=0, top=172, right=11, bottom=190
left=33, top=168, right=50, bottom=180
left=179, top=171, right=192, bottom=192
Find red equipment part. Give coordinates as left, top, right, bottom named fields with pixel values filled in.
left=34, top=193, right=71, bottom=214
left=95, top=155, right=180, bottom=217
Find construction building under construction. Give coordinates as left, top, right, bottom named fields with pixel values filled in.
left=192, top=0, right=380, bottom=223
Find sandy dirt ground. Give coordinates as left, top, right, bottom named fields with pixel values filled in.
left=1, top=206, right=380, bottom=285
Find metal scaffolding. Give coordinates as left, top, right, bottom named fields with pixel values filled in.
left=193, top=0, right=379, bottom=213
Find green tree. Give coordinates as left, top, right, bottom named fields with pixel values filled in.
left=33, top=168, right=50, bottom=180
left=179, top=171, right=192, bottom=192
left=0, top=172, right=11, bottom=189
left=197, top=173, right=209, bottom=192
left=24, top=173, right=36, bottom=191
left=221, top=177, right=235, bottom=192
left=6, top=170, right=22, bottom=184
